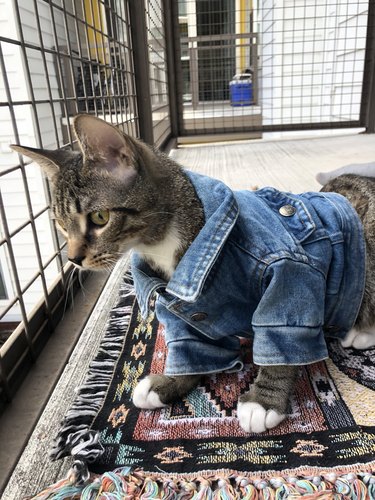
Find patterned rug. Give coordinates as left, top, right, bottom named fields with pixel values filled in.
left=32, top=277, right=375, bottom=499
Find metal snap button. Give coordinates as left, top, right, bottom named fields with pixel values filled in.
left=279, top=204, right=296, bottom=217
left=190, top=312, right=207, bottom=321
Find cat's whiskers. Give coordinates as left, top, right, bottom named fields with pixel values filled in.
left=77, top=268, right=89, bottom=297
left=103, top=257, right=119, bottom=268
left=129, top=250, right=175, bottom=258
left=89, top=253, right=119, bottom=272
left=99, top=262, right=113, bottom=273
left=62, top=266, right=77, bottom=317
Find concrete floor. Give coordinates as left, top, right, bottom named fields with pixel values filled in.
left=2, top=132, right=375, bottom=499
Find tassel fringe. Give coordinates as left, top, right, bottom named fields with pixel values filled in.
left=49, top=279, right=135, bottom=482
left=30, top=468, right=375, bottom=499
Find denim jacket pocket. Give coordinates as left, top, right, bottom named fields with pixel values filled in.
left=256, top=188, right=316, bottom=243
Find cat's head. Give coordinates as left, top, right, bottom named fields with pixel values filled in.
left=10, top=115, right=170, bottom=270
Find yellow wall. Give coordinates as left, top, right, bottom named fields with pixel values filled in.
left=239, top=0, right=252, bottom=72
left=84, top=0, right=105, bottom=63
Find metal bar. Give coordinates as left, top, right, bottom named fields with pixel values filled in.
left=181, top=33, right=258, bottom=43
left=0, top=295, right=20, bottom=322
left=152, top=112, right=170, bottom=129
left=87, top=0, right=108, bottom=115
left=11, top=1, right=57, bottom=330
left=128, top=0, right=154, bottom=145
left=110, top=2, right=128, bottom=121
left=0, top=352, right=11, bottom=402
left=0, top=35, right=129, bottom=71
left=0, top=188, right=34, bottom=360
left=146, top=102, right=169, bottom=113
left=0, top=99, right=63, bottom=107
left=114, top=2, right=133, bottom=128
left=32, top=0, right=67, bottom=285
left=0, top=252, right=65, bottom=322
left=187, top=42, right=254, bottom=52
left=47, top=1, right=74, bottom=143
left=14, top=248, right=68, bottom=299
left=103, top=3, right=125, bottom=121
left=32, top=0, right=61, bottom=148
left=189, top=46, right=199, bottom=110
left=0, top=207, right=49, bottom=247
left=80, top=0, right=99, bottom=115
left=61, top=0, right=80, bottom=115
left=178, top=121, right=362, bottom=137
left=123, top=0, right=140, bottom=138
left=71, top=0, right=91, bottom=114
left=0, top=42, right=36, bottom=363
left=360, top=0, right=375, bottom=132
left=170, top=0, right=184, bottom=139
left=0, top=165, right=22, bottom=177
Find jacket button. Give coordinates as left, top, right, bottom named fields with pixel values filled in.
left=190, top=312, right=207, bottom=321
left=279, top=204, right=296, bottom=217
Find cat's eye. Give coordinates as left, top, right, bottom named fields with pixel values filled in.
left=89, top=210, right=110, bottom=226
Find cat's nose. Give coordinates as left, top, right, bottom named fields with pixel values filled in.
left=69, top=255, right=84, bottom=266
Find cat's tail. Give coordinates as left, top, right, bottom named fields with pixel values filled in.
left=316, top=162, right=375, bottom=185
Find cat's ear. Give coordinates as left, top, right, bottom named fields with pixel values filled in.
left=9, top=145, right=61, bottom=181
left=73, top=114, right=135, bottom=180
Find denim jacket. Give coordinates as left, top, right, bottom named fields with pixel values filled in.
left=132, top=171, right=366, bottom=375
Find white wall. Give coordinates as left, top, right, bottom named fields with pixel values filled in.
left=258, top=0, right=284, bottom=122
left=259, top=0, right=367, bottom=125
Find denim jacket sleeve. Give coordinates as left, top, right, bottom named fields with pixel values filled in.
left=251, top=257, right=329, bottom=365
left=155, top=297, right=244, bottom=375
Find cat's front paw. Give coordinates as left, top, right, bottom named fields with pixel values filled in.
left=237, top=401, right=285, bottom=433
left=132, top=373, right=201, bottom=410
left=132, top=376, right=168, bottom=410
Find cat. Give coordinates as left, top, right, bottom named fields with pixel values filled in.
left=10, top=114, right=375, bottom=434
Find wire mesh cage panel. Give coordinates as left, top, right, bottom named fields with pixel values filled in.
left=176, top=0, right=370, bottom=136
left=145, top=0, right=171, bottom=146
left=0, top=0, right=141, bottom=408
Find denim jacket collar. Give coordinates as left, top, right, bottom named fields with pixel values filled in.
left=132, top=172, right=239, bottom=317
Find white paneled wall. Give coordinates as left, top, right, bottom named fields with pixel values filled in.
left=259, top=0, right=367, bottom=125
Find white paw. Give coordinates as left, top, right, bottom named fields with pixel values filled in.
left=132, top=377, right=167, bottom=410
left=341, top=328, right=375, bottom=349
left=237, top=401, right=285, bottom=433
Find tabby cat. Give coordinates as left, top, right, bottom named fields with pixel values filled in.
left=10, top=115, right=375, bottom=434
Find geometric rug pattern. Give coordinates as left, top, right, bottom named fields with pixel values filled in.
left=33, top=277, right=375, bottom=498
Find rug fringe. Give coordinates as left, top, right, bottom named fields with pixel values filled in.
left=30, top=468, right=375, bottom=499
left=49, top=279, right=135, bottom=481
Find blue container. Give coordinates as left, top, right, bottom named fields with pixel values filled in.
left=230, top=74, right=253, bottom=106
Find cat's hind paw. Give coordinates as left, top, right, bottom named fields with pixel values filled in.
left=237, top=401, right=285, bottom=433
left=341, top=328, right=375, bottom=349
left=132, top=377, right=168, bottom=410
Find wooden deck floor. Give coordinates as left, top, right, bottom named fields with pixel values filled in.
left=2, top=133, right=375, bottom=499
left=172, top=132, right=375, bottom=193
